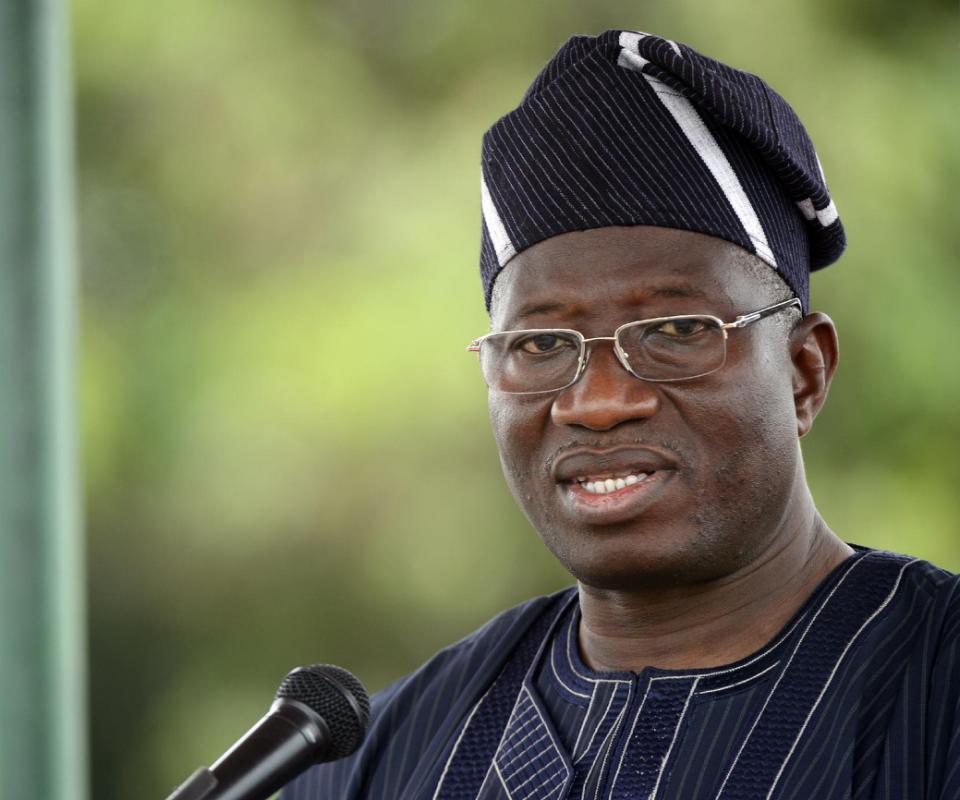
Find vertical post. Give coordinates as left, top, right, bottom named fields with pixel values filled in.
left=0, top=1, right=87, bottom=799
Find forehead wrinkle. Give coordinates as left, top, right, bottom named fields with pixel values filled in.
left=501, top=299, right=583, bottom=330
left=490, top=228, right=760, bottom=327
left=499, top=279, right=716, bottom=330
left=629, top=284, right=711, bottom=302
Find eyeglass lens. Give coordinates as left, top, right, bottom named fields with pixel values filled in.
left=479, top=330, right=582, bottom=394
left=479, top=317, right=726, bottom=393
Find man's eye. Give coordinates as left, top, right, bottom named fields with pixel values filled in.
left=654, top=318, right=707, bottom=337
left=517, top=333, right=571, bottom=354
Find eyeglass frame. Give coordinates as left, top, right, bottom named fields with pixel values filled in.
left=466, top=297, right=802, bottom=394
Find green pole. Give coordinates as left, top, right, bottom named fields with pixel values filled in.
left=0, top=1, right=87, bottom=798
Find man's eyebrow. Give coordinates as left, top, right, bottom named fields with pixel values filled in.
left=506, top=301, right=574, bottom=326
left=503, top=284, right=710, bottom=327
left=642, top=284, right=710, bottom=300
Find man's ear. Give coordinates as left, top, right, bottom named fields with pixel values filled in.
left=790, top=312, right=839, bottom=438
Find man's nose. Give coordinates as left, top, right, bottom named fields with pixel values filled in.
left=550, top=343, right=660, bottom=431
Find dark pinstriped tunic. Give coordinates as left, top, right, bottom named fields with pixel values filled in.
left=282, top=548, right=960, bottom=799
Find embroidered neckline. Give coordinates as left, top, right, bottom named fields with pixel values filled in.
left=545, top=546, right=879, bottom=700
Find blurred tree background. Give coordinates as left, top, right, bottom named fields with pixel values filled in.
left=72, top=0, right=957, bottom=797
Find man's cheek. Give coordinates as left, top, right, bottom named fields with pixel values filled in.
left=488, top=396, right=526, bottom=441
left=489, top=398, right=551, bottom=456
left=497, top=448, right=545, bottom=513
left=488, top=407, right=531, bottom=494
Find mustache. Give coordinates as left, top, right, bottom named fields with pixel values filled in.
left=544, top=436, right=690, bottom=473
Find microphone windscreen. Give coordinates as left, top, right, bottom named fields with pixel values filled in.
left=275, top=664, right=370, bottom=761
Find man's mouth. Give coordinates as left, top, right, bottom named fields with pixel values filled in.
left=573, top=471, right=652, bottom=495
left=551, top=445, right=678, bottom=484
left=550, top=446, right=680, bottom=524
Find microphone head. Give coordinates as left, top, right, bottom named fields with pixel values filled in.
left=276, top=664, right=370, bottom=761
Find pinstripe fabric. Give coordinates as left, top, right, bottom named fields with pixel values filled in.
left=479, top=30, right=846, bottom=313
left=282, top=549, right=960, bottom=799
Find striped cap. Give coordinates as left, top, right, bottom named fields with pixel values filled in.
left=479, top=30, right=845, bottom=312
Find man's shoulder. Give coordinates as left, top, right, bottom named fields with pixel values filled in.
left=855, top=547, right=960, bottom=643
left=862, top=547, right=958, bottom=599
left=901, top=551, right=960, bottom=637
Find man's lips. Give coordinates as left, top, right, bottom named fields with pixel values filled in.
left=551, top=446, right=680, bottom=524
left=551, top=445, right=679, bottom=484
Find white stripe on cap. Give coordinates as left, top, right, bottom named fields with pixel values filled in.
left=796, top=197, right=839, bottom=227
left=639, top=73, right=778, bottom=268
left=814, top=151, right=827, bottom=184
left=619, top=31, right=647, bottom=48
left=617, top=31, right=649, bottom=69
left=481, top=173, right=517, bottom=265
left=796, top=152, right=839, bottom=226
left=817, top=199, right=839, bottom=226
left=618, top=30, right=683, bottom=61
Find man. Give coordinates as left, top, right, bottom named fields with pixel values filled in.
left=283, top=30, right=959, bottom=799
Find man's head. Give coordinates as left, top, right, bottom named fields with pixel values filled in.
left=476, top=32, right=843, bottom=590
left=479, top=30, right=845, bottom=314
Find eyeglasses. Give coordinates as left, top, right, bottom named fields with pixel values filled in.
left=467, top=297, right=801, bottom=394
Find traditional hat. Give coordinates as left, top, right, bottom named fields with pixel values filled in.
left=479, top=30, right=845, bottom=312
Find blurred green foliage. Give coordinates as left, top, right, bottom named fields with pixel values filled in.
left=73, top=1, right=958, bottom=797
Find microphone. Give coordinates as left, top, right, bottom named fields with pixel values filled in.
left=165, top=664, right=370, bottom=800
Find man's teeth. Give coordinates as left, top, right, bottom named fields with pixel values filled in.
left=576, top=473, right=650, bottom=494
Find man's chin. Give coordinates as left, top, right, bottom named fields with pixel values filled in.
left=569, top=562, right=702, bottom=593
left=543, top=532, right=730, bottom=592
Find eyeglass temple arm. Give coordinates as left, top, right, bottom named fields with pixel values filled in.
left=726, top=298, right=801, bottom=329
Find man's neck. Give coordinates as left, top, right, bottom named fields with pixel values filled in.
left=576, top=511, right=854, bottom=674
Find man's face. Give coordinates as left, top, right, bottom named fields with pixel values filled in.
left=487, top=225, right=804, bottom=591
